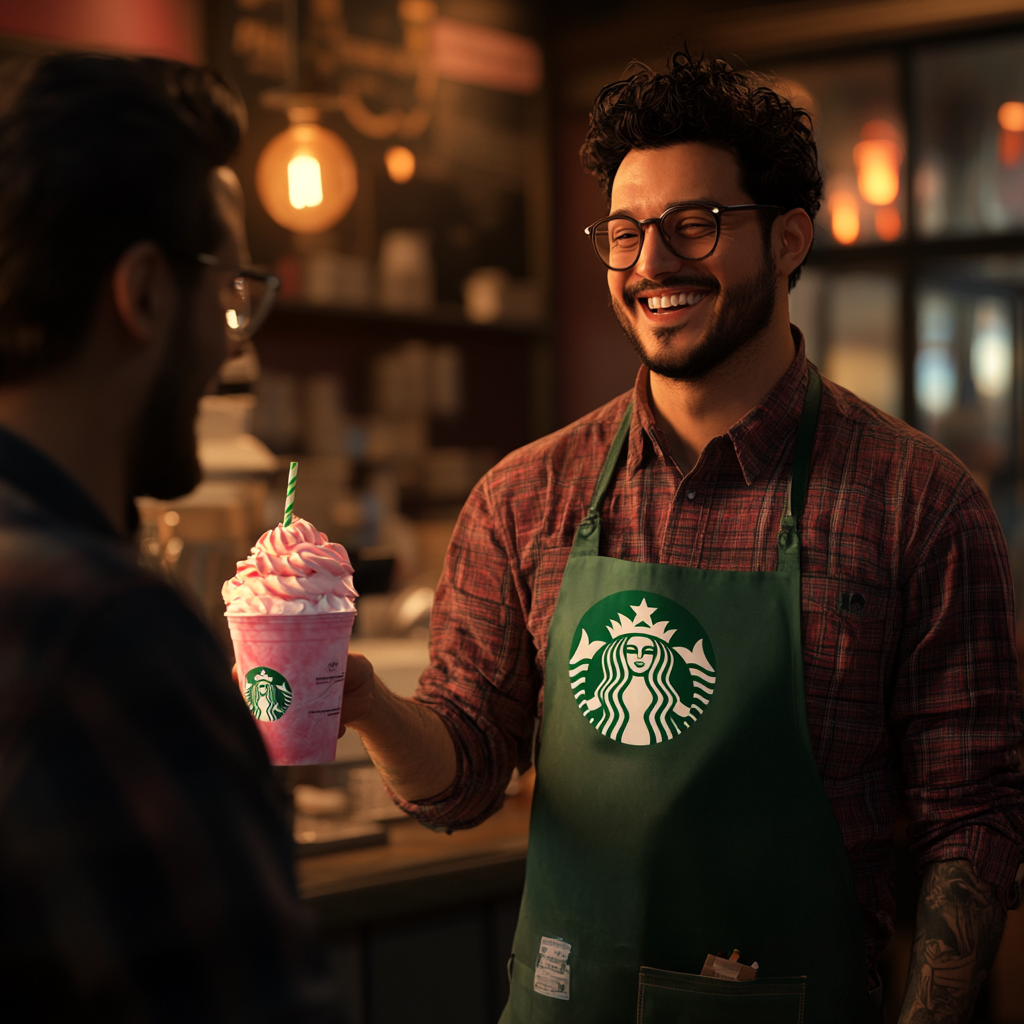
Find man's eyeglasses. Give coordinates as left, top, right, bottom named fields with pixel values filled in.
left=584, top=203, right=787, bottom=271
left=197, top=254, right=281, bottom=340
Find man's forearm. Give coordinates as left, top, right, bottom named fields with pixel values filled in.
left=897, top=859, right=1006, bottom=1024
left=350, top=678, right=457, bottom=803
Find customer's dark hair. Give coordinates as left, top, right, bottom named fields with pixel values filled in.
left=580, top=51, right=822, bottom=288
left=0, top=53, right=245, bottom=383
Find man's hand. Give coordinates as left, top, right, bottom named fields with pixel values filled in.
left=339, top=653, right=378, bottom=737
left=234, top=653, right=456, bottom=802
left=898, top=859, right=1006, bottom=1023
left=336, top=651, right=457, bottom=803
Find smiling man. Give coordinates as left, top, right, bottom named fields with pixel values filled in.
left=341, top=53, right=1024, bottom=1023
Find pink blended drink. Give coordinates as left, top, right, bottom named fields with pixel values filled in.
left=223, top=518, right=358, bottom=765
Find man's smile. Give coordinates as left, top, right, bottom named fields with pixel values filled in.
left=639, top=289, right=711, bottom=315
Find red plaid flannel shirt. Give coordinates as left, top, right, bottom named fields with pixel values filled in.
left=400, top=336, right=1024, bottom=970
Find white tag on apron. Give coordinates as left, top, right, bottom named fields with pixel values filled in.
left=534, top=936, right=571, bottom=1000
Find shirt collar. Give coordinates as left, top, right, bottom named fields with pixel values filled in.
left=628, top=326, right=808, bottom=486
left=0, top=425, right=124, bottom=540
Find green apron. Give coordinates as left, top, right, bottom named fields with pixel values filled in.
left=501, top=367, right=874, bottom=1024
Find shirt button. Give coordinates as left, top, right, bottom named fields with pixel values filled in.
left=686, top=490, right=696, bottom=500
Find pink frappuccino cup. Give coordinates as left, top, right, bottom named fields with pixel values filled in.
left=227, top=611, right=356, bottom=765
left=223, top=516, right=359, bottom=766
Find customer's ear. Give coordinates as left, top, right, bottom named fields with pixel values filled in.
left=110, top=241, right=179, bottom=349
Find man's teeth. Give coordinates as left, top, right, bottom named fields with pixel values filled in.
left=646, top=292, right=705, bottom=310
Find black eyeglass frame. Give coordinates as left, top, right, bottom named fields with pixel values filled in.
left=584, top=203, right=788, bottom=271
left=197, top=253, right=281, bottom=339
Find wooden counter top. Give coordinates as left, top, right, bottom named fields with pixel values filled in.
left=298, top=792, right=531, bottom=928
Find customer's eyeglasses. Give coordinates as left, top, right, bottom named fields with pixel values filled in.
left=197, top=254, right=281, bottom=340
left=584, top=203, right=787, bottom=271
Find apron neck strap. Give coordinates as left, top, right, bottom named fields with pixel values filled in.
left=779, top=365, right=822, bottom=572
left=786, top=365, right=822, bottom=522
left=574, top=404, right=633, bottom=554
left=572, top=365, right=823, bottom=561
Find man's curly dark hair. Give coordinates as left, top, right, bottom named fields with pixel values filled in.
left=580, top=51, right=822, bottom=289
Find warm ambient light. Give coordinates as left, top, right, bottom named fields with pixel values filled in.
left=384, top=145, right=416, bottom=184
left=255, top=116, right=358, bottom=234
left=287, top=153, right=324, bottom=209
left=997, top=102, right=1024, bottom=167
left=875, top=206, right=902, bottom=242
left=829, top=190, right=860, bottom=245
left=997, top=101, right=1024, bottom=132
left=853, top=121, right=903, bottom=207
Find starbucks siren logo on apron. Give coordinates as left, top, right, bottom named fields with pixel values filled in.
left=568, top=590, right=717, bottom=745
left=244, top=666, right=293, bottom=722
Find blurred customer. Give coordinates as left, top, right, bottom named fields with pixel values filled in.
left=342, top=52, right=1023, bottom=1023
left=0, top=55, right=337, bottom=1021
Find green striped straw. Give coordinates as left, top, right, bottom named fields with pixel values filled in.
left=282, top=461, right=299, bottom=526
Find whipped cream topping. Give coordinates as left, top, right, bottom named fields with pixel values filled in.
left=222, top=517, right=358, bottom=615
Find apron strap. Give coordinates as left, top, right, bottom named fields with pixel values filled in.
left=573, top=365, right=822, bottom=564
left=779, top=365, right=822, bottom=572
left=787, top=365, right=822, bottom=522
left=574, top=403, right=633, bottom=555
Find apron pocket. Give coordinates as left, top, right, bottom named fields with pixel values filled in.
left=637, top=966, right=806, bottom=1024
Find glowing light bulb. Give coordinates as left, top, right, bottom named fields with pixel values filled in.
left=997, top=101, right=1024, bottom=132
left=853, top=120, right=903, bottom=207
left=829, top=190, right=860, bottom=245
left=226, top=309, right=240, bottom=330
left=287, top=153, right=324, bottom=209
left=853, top=140, right=901, bottom=206
left=255, top=119, right=358, bottom=234
left=384, top=145, right=416, bottom=184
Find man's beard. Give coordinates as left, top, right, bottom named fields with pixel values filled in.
left=612, top=248, right=778, bottom=382
left=128, top=313, right=205, bottom=502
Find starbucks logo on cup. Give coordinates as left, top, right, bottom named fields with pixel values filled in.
left=569, top=591, right=717, bottom=746
left=244, top=666, right=293, bottom=722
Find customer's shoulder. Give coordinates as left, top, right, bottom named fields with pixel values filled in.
left=818, top=375, right=981, bottom=506
left=0, top=481, right=160, bottom=609
left=482, top=390, right=633, bottom=494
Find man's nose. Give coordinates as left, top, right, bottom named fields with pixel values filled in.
left=632, top=222, right=682, bottom=281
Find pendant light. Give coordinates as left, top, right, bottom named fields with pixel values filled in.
left=255, top=107, right=358, bottom=234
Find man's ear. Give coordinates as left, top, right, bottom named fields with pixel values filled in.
left=110, top=241, right=179, bottom=347
left=774, top=208, right=814, bottom=281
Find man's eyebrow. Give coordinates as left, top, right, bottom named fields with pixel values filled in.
left=607, top=198, right=722, bottom=218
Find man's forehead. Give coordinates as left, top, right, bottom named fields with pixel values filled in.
left=609, top=142, right=745, bottom=212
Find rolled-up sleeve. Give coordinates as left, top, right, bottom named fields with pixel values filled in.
left=892, top=488, right=1024, bottom=905
left=392, top=474, right=543, bottom=831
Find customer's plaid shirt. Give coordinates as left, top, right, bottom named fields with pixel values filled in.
left=0, top=427, right=339, bottom=1022
left=398, top=335, right=1024, bottom=974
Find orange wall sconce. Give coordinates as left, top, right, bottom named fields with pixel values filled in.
left=997, top=101, right=1024, bottom=167
left=384, top=145, right=417, bottom=183
left=255, top=109, right=358, bottom=234
left=829, top=189, right=860, bottom=245
left=853, top=120, right=903, bottom=207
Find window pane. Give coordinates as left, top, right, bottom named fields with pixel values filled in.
left=771, top=54, right=906, bottom=248
left=914, top=33, right=1024, bottom=237
left=790, top=268, right=903, bottom=416
left=914, top=257, right=1023, bottom=492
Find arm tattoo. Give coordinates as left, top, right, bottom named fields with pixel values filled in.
left=897, top=859, right=1006, bottom=1024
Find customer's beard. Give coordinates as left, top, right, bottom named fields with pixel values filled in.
left=128, top=316, right=205, bottom=502
left=613, top=251, right=779, bottom=382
